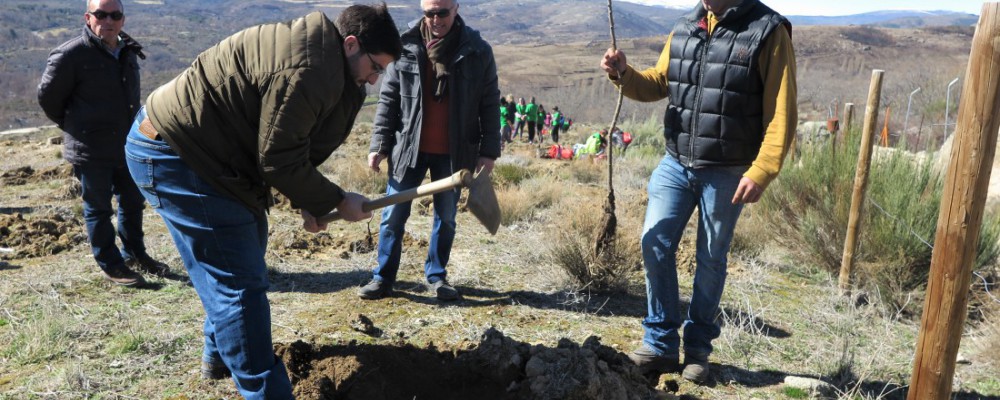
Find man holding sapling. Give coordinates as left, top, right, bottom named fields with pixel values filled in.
left=599, top=0, right=797, bottom=383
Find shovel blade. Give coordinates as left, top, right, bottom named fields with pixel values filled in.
left=467, top=170, right=501, bottom=235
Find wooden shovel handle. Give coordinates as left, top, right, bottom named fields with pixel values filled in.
left=316, top=170, right=471, bottom=224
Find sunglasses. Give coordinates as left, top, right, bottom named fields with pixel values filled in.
left=423, top=8, right=453, bottom=19
left=89, top=10, right=124, bottom=21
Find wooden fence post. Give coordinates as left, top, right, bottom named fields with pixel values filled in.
left=908, top=3, right=1000, bottom=398
left=842, top=103, right=855, bottom=137
left=838, top=70, right=883, bottom=295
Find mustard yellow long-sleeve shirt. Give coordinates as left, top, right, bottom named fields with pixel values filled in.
left=614, top=12, right=797, bottom=188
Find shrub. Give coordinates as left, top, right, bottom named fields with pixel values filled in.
left=495, top=177, right=561, bottom=226
left=492, top=162, right=532, bottom=187
left=547, top=191, right=642, bottom=294
left=754, top=132, right=1000, bottom=312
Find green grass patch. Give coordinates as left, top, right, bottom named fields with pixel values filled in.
left=108, top=332, right=148, bottom=355
left=781, top=386, right=809, bottom=398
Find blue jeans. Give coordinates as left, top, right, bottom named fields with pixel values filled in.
left=374, top=153, right=458, bottom=285
left=640, top=155, right=745, bottom=359
left=124, top=108, right=292, bottom=400
left=72, top=162, right=147, bottom=272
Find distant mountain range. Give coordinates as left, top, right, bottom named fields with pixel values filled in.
left=617, top=2, right=977, bottom=29
left=786, top=10, right=978, bottom=28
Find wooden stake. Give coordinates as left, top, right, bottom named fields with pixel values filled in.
left=842, top=103, right=855, bottom=137
left=838, top=70, right=883, bottom=295
left=908, top=4, right=1000, bottom=398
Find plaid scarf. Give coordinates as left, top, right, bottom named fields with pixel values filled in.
left=420, top=16, right=463, bottom=101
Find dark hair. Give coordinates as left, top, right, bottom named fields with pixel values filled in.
left=335, top=2, right=402, bottom=60
left=500, top=96, right=507, bottom=106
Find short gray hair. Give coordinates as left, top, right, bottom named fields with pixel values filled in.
left=87, top=0, right=125, bottom=13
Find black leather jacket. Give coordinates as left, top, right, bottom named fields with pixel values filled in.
left=38, top=26, right=143, bottom=167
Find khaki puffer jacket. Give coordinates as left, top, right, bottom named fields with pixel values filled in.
left=146, top=11, right=363, bottom=216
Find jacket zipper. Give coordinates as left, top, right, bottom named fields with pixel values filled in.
left=689, top=24, right=711, bottom=168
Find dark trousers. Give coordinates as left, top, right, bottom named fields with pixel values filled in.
left=72, top=163, right=147, bottom=272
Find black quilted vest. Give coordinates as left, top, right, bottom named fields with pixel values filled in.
left=664, top=0, right=788, bottom=167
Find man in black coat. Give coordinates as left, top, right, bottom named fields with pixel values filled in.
left=362, top=0, right=500, bottom=301
left=38, top=0, right=168, bottom=286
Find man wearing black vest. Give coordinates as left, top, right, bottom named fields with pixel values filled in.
left=600, top=0, right=797, bottom=383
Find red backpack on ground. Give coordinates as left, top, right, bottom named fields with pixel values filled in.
left=547, top=144, right=560, bottom=159
left=622, top=132, right=633, bottom=144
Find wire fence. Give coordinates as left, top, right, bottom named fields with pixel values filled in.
left=867, top=197, right=999, bottom=305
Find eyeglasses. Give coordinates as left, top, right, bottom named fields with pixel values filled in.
left=363, top=49, right=385, bottom=76
left=89, top=10, right=124, bottom=21
left=423, top=8, right=453, bottom=19
left=366, top=52, right=385, bottom=75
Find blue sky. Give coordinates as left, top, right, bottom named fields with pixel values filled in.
left=623, top=0, right=984, bottom=16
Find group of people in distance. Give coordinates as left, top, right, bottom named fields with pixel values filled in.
left=499, top=95, right=572, bottom=146
left=36, top=0, right=796, bottom=397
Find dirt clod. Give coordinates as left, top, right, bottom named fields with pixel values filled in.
left=0, top=164, right=72, bottom=186
left=0, top=212, right=84, bottom=259
left=348, top=314, right=380, bottom=337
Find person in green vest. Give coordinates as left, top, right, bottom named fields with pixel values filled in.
left=513, top=97, right=526, bottom=140
left=524, top=97, right=538, bottom=143
left=499, top=96, right=512, bottom=147
left=575, top=129, right=608, bottom=160
left=550, top=106, right=562, bottom=143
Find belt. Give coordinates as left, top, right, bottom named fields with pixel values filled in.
left=138, top=117, right=160, bottom=141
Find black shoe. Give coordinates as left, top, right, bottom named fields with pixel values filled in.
left=428, top=279, right=459, bottom=301
left=201, top=360, right=231, bottom=380
left=102, top=265, right=147, bottom=286
left=125, top=255, right=170, bottom=276
left=627, top=345, right=680, bottom=375
left=358, top=279, right=393, bottom=300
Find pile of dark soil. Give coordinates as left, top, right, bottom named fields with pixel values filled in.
left=0, top=213, right=84, bottom=258
left=276, top=327, right=667, bottom=400
left=0, top=164, right=71, bottom=186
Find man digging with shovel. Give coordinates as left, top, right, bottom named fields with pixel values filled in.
left=123, top=5, right=401, bottom=398
left=361, top=0, right=501, bottom=301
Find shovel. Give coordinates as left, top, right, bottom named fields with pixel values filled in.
left=316, top=169, right=501, bottom=235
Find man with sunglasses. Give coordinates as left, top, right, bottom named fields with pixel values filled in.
left=122, top=4, right=402, bottom=399
left=362, top=0, right=500, bottom=301
left=38, top=0, right=166, bottom=287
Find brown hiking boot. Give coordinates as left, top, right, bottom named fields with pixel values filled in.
left=103, top=265, right=146, bottom=286
left=201, top=360, right=231, bottom=380
left=627, top=345, right=680, bottom=375
left=125, top=255, right=170, bottom=276
left=682, top=354, right=710, bottom=383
